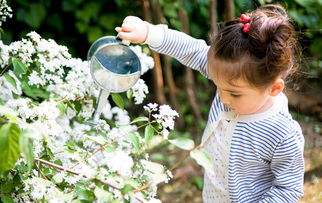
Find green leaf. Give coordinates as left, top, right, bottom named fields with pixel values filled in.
left=0, top=179, right=13, bottom=193
left=0, top=194, right=14, bottom=203
left=94, top=187, right=113, bottom=202
left=12, top=58, right=27, bottom=77
left=0, top=106, right=18, bottom=122
left=128, top=132, right=140, bottom=151
left=111, top=93, right=124, bottom=109
left=120, top=184, right=135, bottom=195
left=16, top=3, right=46, bottom=28
left=190, top=149, right=214, bottom=172
left=52, top=173, right=64, bottom=184
left=19, top=130, right=34, bottom=170
left=169, top=137, right=195, bottom=150
left=151, top=173, right=168, bottom=185
left=0, top=123, right=21, bottom=174
left=76, top=186, right=95, bottom=201
left=87, top=26, right=103, bottom=43
left=142, top=160, right=164, bottom=174
left=86, top=136, right=106, bottom=145
left=144, top=125, right=154, bottom=143
left=126, top=89, right=133, bottom=99
left=56, top=102, right=66, bottom=115
left=192, top=176, right=204, bottom=190
left=130, top=116, right=149, bottom=124
left=3, top=73, right=17, bottom=89
left=21, top=81, right=49, bottom=100
left=104, top=145, right=115, bottom=152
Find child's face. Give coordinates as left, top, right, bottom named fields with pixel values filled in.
left=208, top=58, right=275, bottom=115
left=212, top=77, right=273, bottom=115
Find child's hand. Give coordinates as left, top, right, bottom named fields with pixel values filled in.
left=115, top=16, right=149, bottom=44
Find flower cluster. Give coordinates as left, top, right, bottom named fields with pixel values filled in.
left=0, top=30, right=180, bottom=202
left=144, top=103, right=179, bottom=139
left=0, top=0, right=12, bottom=26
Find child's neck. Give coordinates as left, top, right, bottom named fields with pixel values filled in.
left=253, top=96, right=276, bottom=114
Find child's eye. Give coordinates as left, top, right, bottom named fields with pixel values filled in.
left=230, top=94, right=241, bottom=98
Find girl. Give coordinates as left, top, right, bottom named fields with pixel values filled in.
left=116, top=4, right=304, bottom=202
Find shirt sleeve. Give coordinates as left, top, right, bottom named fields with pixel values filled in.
left=259, top=128, right=305, bottom=202
left=144, top=23, right=211, bottom=79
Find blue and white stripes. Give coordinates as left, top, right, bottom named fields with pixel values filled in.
left=147, top=24, right=304, bottom=202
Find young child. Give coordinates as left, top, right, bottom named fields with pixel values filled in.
left=116, top=4, right=304, bottom=202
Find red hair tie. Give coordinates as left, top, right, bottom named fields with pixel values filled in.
left=240, top=14, right=251, bottom=33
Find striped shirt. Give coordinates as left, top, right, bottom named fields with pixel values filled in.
left=145, top=24, right=304, bottom=202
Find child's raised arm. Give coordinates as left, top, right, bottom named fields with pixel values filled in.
left=115, top=16, right=210, bottom=78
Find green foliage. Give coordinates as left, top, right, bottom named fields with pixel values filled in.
left=111, top=93, right=124, bottom=109
left=12, top=58, right=27, bottom=77
left=190, top=149, right=214, bottom=173
left=19, top=130, right=34, bottom=170
left=169, top=137, right=195, bottom=150
left=0, top=123, right=21, bottom=174
left=144, top=125, right=155, bottom=143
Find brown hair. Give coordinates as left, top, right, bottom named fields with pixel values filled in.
left=209, top=4, right=301, bottom=88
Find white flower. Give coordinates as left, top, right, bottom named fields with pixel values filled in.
left=28, top=70, right=46, bottom=86
left=131, top=79, right=149, bottom=104
left=147, top=198, right=162, bottom=203
left=5, top=98, right=34, bottom=120
left=144, top=103, right=158, bottom=112
left=153, top=104, right=179, bottom=130
left=161, top=129, right=170, bottom=140
left=26, top=31, right=41, bottom=43
left=78, top=99, right=94, bottom=119
left=95, top=119, right=110, bottom=132
left=65, top=175, right=81, bottom=185
left=0, top=0, right=12, bottom=26
left=0, top=70, right=22, bottom=102
left=130, top=45, right=154, bottom=75
left=34, top=99, right=61, bottom=121
left=111, top=107, right=130, bottom=126
left=106, top=150, right=134, bottom=177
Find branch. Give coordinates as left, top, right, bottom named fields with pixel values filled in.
left=69, top=142, right=110, bottom=170
left=35, top=158, right=122, bottom=190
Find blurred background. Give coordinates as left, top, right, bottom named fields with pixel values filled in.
left=2, top=0, right=321, bottom=202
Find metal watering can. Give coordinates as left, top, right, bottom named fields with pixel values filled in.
left=87, top=36, right=141, bottom=123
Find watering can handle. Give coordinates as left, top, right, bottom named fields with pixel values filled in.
left=116, top=34, right=131, bottom=46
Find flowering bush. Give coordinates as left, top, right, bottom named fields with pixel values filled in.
left=0, top=2, right=213, bottom=202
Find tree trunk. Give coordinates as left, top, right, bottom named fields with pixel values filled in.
left=209, top=0, right=218, bottom=35
left=150, top=0, right=183, bottom=127
left=178, top=0, right=203, bottom=121
left=223, top=0, right=235, bottom=21
left=150, top=0, right=180, bottom=108
left=141, top=0, right=166, bottom=104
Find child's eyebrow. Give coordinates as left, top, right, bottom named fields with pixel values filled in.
left=222, top=89, right=242, bottom=93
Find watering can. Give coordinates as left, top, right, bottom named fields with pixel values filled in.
left=87, top=36, right=141, bottom=123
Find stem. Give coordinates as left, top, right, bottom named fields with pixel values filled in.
left=35, top=162, right=49, bottom=180
left=69, top=142, right=110, bottom=170
left=169, top=144, right=202, bottom=171
left=137, top=120, right=156, bottom=129
left=35, top=158, right=121, bottom=190
left=0, top=56, right=12, bottom=76
left=133, top=182, right=152, bottom=193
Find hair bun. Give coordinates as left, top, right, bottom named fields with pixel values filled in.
left=248, top=4, right=296, bottom=69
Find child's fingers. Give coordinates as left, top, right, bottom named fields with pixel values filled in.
left=123, top=16, right=143, bottom=24
left=115, top=27, right=122, bottom=32
left=121, top=23, right=135, bottom=32
left=117, top=32, right=134, bottom=41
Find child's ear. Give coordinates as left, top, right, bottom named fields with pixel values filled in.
left=269, top=78, right=284, bottom=96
